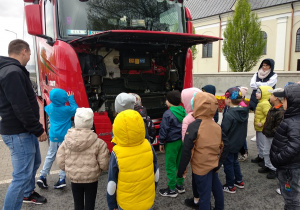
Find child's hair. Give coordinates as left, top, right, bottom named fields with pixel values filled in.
left=231, top=98, right=243, bottom=106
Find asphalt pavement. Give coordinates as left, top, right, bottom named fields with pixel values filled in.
left=0, top=113, right=285, bottom=209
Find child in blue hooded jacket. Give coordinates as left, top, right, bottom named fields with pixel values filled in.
left=37, top=88, right=78, bottom=189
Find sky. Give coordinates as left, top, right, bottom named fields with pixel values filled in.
left=0, top=0, right=24, bottom=56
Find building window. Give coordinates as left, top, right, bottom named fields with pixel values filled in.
left=296, top=28, right=300, bottom=52
left=202, top=43, right=212, bottom=58
left=297, top=59, right=300, bottom=71
left=262, top=31, right=267, bottom=55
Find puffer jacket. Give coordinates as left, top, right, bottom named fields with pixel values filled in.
left=109, top=110, right=156, bottom=210
left=254, top=86, right=273, bottom=131
left=262, top=104, right=284, bottom=138
left=270, top=84, right=300, bottom=169
left=56, top=128, right=110, bottom=183
left=181, top=87, right=202, bottom=141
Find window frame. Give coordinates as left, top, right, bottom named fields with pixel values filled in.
left=202, top=42, right=212, bottom=58
left=296, top=28, right=300, bottom=52
left=262, top=31, right=267, bottom=55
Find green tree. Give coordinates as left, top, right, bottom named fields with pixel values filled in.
left=222, top=0, right=266, bottom=72
left=191, top=26, right=198, bottom=60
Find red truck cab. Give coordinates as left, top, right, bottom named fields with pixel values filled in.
left=24, top=0, right=220, bottom=151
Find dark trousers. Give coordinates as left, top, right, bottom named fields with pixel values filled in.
left=223, top=152, right=243, bottom=187
left=193, top=171, right=224, bottom=210
left=71, top=181, right=98, bottom=210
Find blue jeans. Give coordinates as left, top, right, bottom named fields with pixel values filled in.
left=40, top=141, right=65, bottom=180
left=2, top=133, right=41, bottom=210
left=223, top=152, right=243, bottom=187
left=278, top=169, right=300, bottom=210
left=193, top=171, right=224, bottom=210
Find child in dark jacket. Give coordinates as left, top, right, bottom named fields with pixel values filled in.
left=270, top=84, right=300, bottom=209
left=222, top=87, right=249, bottom=194
left=178, top=92, right=229, bottom=210
left=37, top=88, right=78, bottom=189
left=202, top=85, right=219, bottom=123
left=260, top=88, right=285, bottom=179
left=159, top=90, right=186, bottom=198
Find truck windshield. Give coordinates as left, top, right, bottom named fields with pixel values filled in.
left=58, top=0, right=186, bottom=39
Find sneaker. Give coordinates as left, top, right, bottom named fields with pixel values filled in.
left=258, top=161, right=265, bottom=167
left=234, top=181, right=244, bottom=189
left=267, top=170, right=277, bottom=179
left=251, top=155, right=264, bottom=163
left=159, top=187, right=178, bottom=197
left=276, top=188, right=281, bottom=195
left=37, top=176, right=48, bottom=189
left=223, top=185, right=236, bottom=194
left=175, top=184, right=185, bottom=194
left=258, top=166, right=271, bottom=173
left=251, top=136, right=256, bottom=141
left=23, top=191, right=47, bottom=204
left=238, top=153, right=248, bottom=162
left=184, top=198, right=199, bottom=209
left=54, top=178, right=66, bottom=189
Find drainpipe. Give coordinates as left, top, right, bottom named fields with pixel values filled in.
left=218, top=15, right=222, bottom=73
left=288, top=3, right=294, bottom=71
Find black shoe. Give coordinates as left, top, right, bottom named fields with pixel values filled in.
left=175, top=184, right=185, bottom=194
left=184, top=198, right=199, bottom=209
left=37, top=176, right=48, bottom=189
left=267, top=170, right=277, bottom=179
left=251, top=156, right=264, bottom=163
left=258, top=161, right=265, bottom=167
left=23, top=191, right=47, bottom=204
left=258, top=166, right=271, bottom=173
left=159, top=187, right=178, bottom=198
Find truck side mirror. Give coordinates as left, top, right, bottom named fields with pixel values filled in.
left=25, top=4, right=43, bottom=36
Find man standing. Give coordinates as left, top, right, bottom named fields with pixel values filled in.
left=0, top=39, right=48, bottom=210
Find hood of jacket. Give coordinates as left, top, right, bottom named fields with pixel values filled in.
left=193, top=92, right=218, bottom=119
left=0, top=56, right=29, bottom=77
left=284, top=84, right=300, bottom=118
left=112, top=109, right=145, bottom=147
left=49, top=88, right=68, bottom=106
left=181, top=88, right=202, bottom=113
left=202, top=85, right=216, bottom=95
left=227, top=107, right=249, bottom=123
left=258, top=58, right=275, bottom=72
left=169, top=106, right=187, bottom=123
left=258, top=86, right=273, bottom=102
left=64, top=128, right=98, bottom=152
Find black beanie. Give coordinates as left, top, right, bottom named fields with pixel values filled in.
left=262, top=60, right=271, bottom=66
left=166, top=90, right=181, bottom=106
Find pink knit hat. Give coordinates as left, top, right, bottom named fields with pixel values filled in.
left=239, top=87, right=248, bottom=97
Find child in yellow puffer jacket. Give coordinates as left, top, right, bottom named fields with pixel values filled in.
left=251, top=86, right=273, bottom=165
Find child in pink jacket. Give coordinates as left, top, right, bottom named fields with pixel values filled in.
left=181, top=88, right=202, bottom=141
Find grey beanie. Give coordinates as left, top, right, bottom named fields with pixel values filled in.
left=115, top=93, right=136, bottom=113
left=74, top=108, right=94, bottom=129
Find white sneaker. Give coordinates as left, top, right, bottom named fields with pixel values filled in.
left=276, top=188, right=281, bottom=195
left=251, top=136, right=256, bottom=141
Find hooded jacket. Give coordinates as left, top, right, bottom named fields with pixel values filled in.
left=181, top=88, right=202, bottom=141
left=107, top=110, right=158, bottom=210
left=177, top=92, right=228, bottom=177
left=254, top=86, right=273, bottom=131
left=221, top=105, right=249, bottom=153
left=45, top=88, right=78, bottom=142
left=202, top=85, right=219, bottom=123
left=56, top=128, right=109, bottom=183
left=158, top=105, right=186, bottom=144
left=249, top=58, right=277, bottom=111
left=0, top=56, right=44, bottom=137
left=270, top=84, right=300, bottom=169
left=262, top=104, right=284, bottom=138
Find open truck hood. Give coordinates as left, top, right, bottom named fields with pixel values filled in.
left=69, top=30, right=221, bottom=48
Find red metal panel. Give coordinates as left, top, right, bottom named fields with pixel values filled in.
left=93, top=112, right=113, bottom=152
left=25, top=5, right=43, bottom=36
left=183, top=48, right=193, bottom=89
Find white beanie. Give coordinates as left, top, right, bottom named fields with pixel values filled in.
left=115, top=93, right=136, bottom=113
left=74, top=108, right=94, bottom=129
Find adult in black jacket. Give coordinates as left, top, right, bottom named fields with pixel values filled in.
left=270, top=84, right=300, bottom=209
left=0, top=39, right=47, bottom=209
left=249, top=59, right=277, bottom=111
